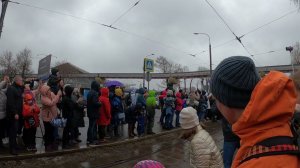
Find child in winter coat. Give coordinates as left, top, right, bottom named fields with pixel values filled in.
left=175, top=92, right=183, bottom=127
left=137, top=108, right=146, bottom=137
left=22, top=93, right=40, bottom=151
left=111, top=88, right=124, bottom=137
left=97, top=88, right=111, bottom=142
left=164, top=90, right=175, bottom=130
left=146, top=90, right=157, bottom=134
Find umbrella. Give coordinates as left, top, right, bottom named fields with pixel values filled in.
left=104, top=80, right=124, bottom=87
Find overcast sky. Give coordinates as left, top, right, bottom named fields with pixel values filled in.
left=0, top=0, right=299, bottom=75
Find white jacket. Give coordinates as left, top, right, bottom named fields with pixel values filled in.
left=190, top=125, right=224, bottom=168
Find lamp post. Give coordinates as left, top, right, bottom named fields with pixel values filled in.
left=193, top=33, right=212, bottom=77
left=286, top=46, right=294, bottom=75
left=194, top=33, right=212, bottom=92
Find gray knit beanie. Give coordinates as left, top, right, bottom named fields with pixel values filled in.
left=211, top=56, right=260, bottom=108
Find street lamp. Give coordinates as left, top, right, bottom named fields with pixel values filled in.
left=193, top=33, right=212, bottom=78
left=194, top=33, right=212, bottom=92
left=286, top=46, right=295, bottom=75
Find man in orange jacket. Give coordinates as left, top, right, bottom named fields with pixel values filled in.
left=211, top=56, right=300, bottom=168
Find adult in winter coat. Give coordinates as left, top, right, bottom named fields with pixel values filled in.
left=211, top=56, right=300, bottom=168
left=136, top=88, right=146, bottom=108
left=146, top=90, right=157, bottom=134
left=222, top=118, right=240, bottom=168
left=97, top=87, right=111, bottom=142
left=6, top=76, right=24, bottom=155
left=175, top=92, right=183, bottom=127
left=159, top=90, right=167, bottom=125
left=180, top=107, right=223, bottom=168
left=72, top=88, right=85, bottom=142
left=0, top=76, right=9, bottom=147
left=188, top=88, right=200, bottom=108
left=40, top=84, right=62, bottom=151
left=47, top=68, right=61, bottom=95
left=61, top=85, right=75, bottom=148
left=87, top=81, right=101, bottom=145
left=22, top=93, right=40, bottom=151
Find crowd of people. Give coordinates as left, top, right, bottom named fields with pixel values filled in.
left=0, top=67, right=220, bottom=156
left=1, top=55, right=300, bottom=168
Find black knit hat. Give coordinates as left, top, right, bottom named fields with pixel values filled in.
left=211, top=56, right=260, bottom=108
left=51, top=68, right=59, bottom=75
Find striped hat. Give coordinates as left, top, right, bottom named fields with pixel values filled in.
left=134, top=160, right=165, bottom=168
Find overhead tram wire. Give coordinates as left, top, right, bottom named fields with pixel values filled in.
left=239, top=9, right=298, bottom=39
left=8, top=0, right=195, bottom=59
left=8, top=0, right=118, bottom=30
left=204, top=0, right=253, bottom=56
left=110, top=0, right=143, bottom=27
left=195, top=9, right=297, bottom=56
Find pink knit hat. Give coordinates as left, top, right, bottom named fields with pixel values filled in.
left=134, top=160, right=165, bottom=168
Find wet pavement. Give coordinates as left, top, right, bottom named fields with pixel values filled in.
left=0, top=110, right=223, bottom=168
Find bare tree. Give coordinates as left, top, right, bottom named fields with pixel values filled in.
left=291, top=0, right=300, bottom=9
left=155, top=56, right=189, bottom=89
left=16, top=48, right=33, bottom=78
left=155, top=56, right=172, bottom=73
left=54, top=60, right=68, bottom=67
left=0, top=50, right=17, bottom=77
left=291, top=42, right=300, bottom=64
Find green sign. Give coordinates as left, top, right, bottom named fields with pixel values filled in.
left=144, top=58, right=154, bottom=72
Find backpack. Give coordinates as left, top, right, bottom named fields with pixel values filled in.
left=240, top=120, right=300, bottom=166
left=130, top=91, right=137, bottom=106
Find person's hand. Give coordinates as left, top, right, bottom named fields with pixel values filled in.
left=15, top=114, right=19, bottom=120
left=57, top=90, right=62, bottom=97
left=3, top=76, right=10, bottom=82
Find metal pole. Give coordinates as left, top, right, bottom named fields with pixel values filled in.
left=147, top=72, right=150, bottom=90
left=209, top=42, right=212, bottom=93
left=0, top=0, right=9, bottom=38
left=193, top=33, right=212, bottom=92
left=143, top=59, right=145, bottom=88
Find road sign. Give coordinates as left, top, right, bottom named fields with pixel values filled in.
left=38, top=55, right=52, bottom=81
left=144, top=58, right=154, bottom=72
left=145, top=72, right=152, bottom=82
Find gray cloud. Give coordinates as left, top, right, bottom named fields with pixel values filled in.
left=0, top=0, right=299, bottom=76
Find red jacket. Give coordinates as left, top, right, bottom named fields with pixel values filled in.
left=97, top=88, right=111, bottom=126
left=175, top=92, right=183, bottom=112
left=23, top=103, right=40, bottom=129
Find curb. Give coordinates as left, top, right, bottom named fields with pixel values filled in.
left=0, top=128, right=182, bottom=161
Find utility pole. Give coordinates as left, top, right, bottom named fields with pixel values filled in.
left=0, top=0, right=9, bottom=39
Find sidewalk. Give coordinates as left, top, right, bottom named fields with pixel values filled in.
left=0, top=109, right=165, bottom=157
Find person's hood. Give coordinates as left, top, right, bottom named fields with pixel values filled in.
left=176, top=92, right=182, bottom=98
left=232, top=71, right=297, bottom=167
left=146, top=90, right=157, bottom=107
left=64, top=85, right=74, bottom=97
left=91, top=81, right=100, bottom=92
left=101, top=87, right=109, bottom=98
left=40, top=85, right=50, bottom=96
left=148, top=90, right=156, bottom=97
left=115, top=88, right=123, bottom=97
left=138, top=88, right=145, bottom=94
left=51, top=68, right=59, bottom=75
